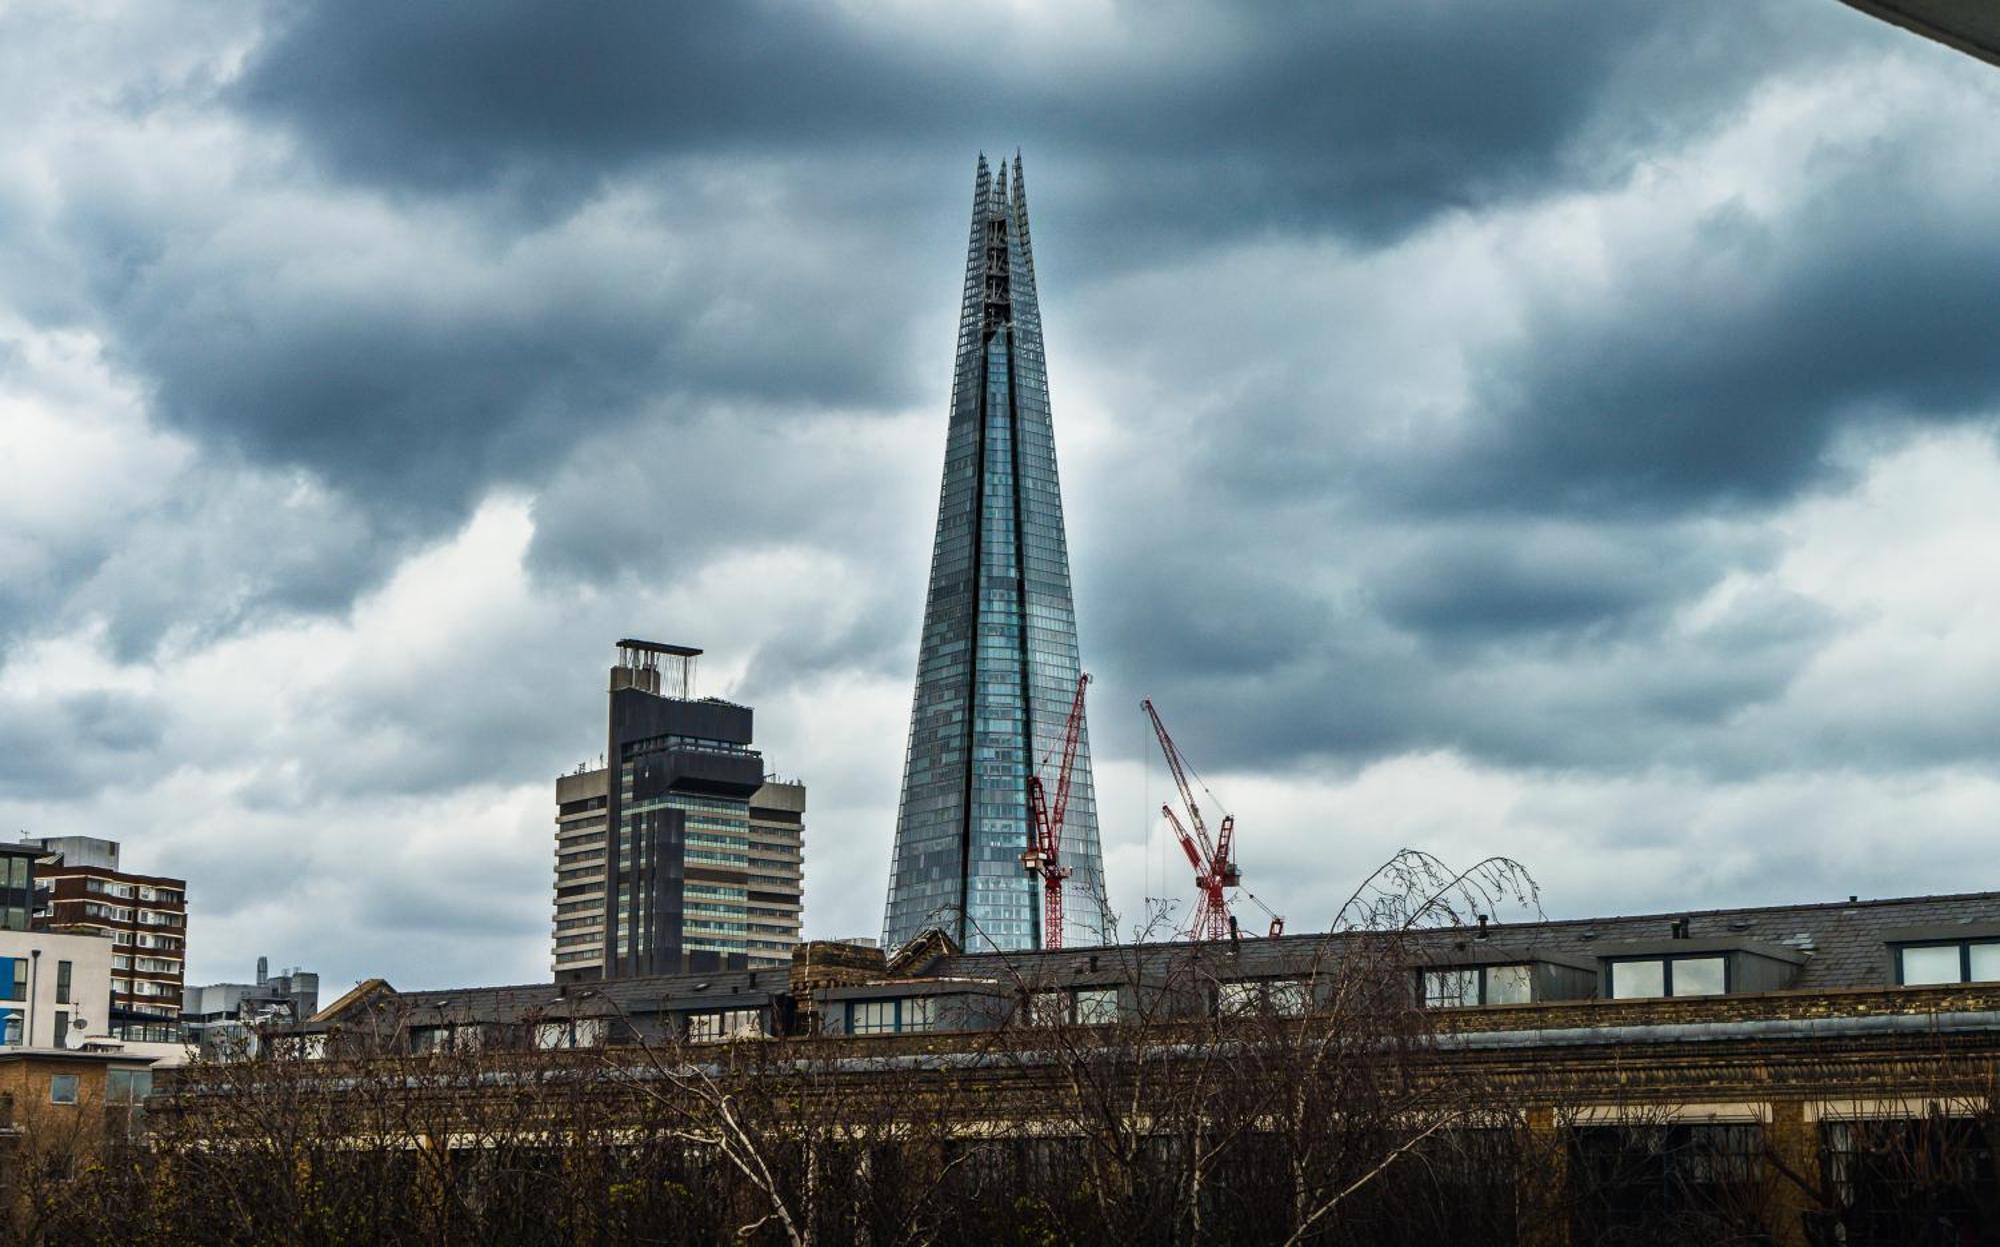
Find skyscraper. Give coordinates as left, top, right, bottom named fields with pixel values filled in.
left=882, top=153, right=1106, bottom=954
left=552, top=641, right=805, bottom=982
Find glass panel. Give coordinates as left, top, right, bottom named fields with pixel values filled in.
left=1218, top=981, right=1263, bottom=1015
left=49, top=1074, right=79, bottom=1105
left=1027, top=991, right=1067, bottom=1026
left=1970, top=943, right=2000, bottom=983
left=903, top=996, right=936, bottom=1032
left=1074, top=988, right=1119, bottom=1026
left=1485, top=964, right=1534, bottom=1005
left=1901, top=945, right=1962, bottom=986
left=1422, top=969, right=1478, bottom=1008
left=1671, top=957, right=1726, bottom=997
left=1268, top=980, right=1311, bottom=1016
left=1610, top=961, right=1666, bottom=999
left=850, top=1001, right=895, bottom=1035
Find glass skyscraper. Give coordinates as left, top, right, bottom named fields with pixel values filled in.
left=882, top=153, right=1106, bottom=954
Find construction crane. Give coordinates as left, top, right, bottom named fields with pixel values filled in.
left=1022, top=673, right=1090, bottom=949
left=1142, top=699, right=1283, bottom=941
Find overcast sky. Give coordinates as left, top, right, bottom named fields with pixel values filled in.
left=5, top=1, right=2000, bottom=993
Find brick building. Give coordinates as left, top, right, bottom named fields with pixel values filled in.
left=25, top=837, right=187, bottom=1042
left=225, top=887, right=2000, bottom=1243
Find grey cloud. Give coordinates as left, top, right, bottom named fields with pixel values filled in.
left=233, top=2, right=1839, bottom=245
left=0, top=689, right=168, bottom=799
left=1422, top=163, right=2000, bottom=515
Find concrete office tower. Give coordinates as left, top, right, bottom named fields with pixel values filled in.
left=552, top=642, right=805, bottom=982
left=882, top=154, right=1105, bottom=954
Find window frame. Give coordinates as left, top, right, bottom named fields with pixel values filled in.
left=49, top=1073, right=79, bottom=1105
left=846, top=996, right=934, bottom=1035
left=1604, top=954, right=1732, bottom=999
left=1894, top=939, right=2000, bottom=986
left=1420, top=964, right=1537, bottom=1008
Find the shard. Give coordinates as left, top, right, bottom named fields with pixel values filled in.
left=882, top=153, right=1106, bottom=954
left=888, top=155, right=1112, bottom=955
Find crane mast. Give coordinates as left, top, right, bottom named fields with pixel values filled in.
left=1142, top=699, right=1276, bottom=941
left=1023, top=673, right=1090, bottom=949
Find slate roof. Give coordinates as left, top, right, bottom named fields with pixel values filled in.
left=369, top=967, right=794, bottom=1026
left=927, top=890, right=2000, bottom=992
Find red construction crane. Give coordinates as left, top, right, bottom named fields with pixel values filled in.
left=1023, top=673, right=1090, bottom=949
left=1143, top=699, right=1281, bottom=941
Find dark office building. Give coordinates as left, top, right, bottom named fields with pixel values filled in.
left=883, top=153, right=1105, bottom=954
left=0, top=844, right=35, bottom=931
left=553, top=642, right=804, bottom=983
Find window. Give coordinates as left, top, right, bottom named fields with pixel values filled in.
left=1268, top=980, right=1312, bottom=1016
left=1075, top=988, right=1120, bottom=1026
left=1570, top=1124, right=1764, bottom=1241
left=53, top=1012, right=67, bottom=1048
left=1485, top=964, right=1534, bottom=1005
left=533, top=1018, right=608, bottom=1050
left=0, top=957, right=25, bottom=1002
left=687, top=1009, right=763, bottom=1043
left=848, top=997, right=933, bottom=1035
left=1897, top=940, right=2000, bottom=986
left=1027, top=991, right=1068, bottom=1027
left=1423, top=965, right=1533, bottom=1008
left=1, top=1008, right=19, bottom=1045
left=1608, top=957, right=1727, bottom=999
left=55, top=960, right=71, bottom=1004
left=1423, top=968, right=1478, bottom=1008
left=49, top=1074, right=79, bottom=1105
left=414, top=1024, right=482, bottom=1055
left=849, top=1000, right=897, bottom=1035
left=106, top=1069, right=151, bottom=1104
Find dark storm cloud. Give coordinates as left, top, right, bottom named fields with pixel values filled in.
left=92, top=175, right=914, bottom=533
left=1081, top=508, right=1831, bottom=776
left=235, top=1, right=1829, bottom=242
left=1428, top=176, right=2000, bottom=515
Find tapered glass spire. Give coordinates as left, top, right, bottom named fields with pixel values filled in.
left=882, top=154, right=1106, bottom=954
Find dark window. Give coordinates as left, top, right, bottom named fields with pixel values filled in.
left=1822, top=1117, right=1998, bottom=1244
left=1570, top=1124, right=1767, bottom=1242
left=106, top=1069, right=152, bottom=1104
left=55, top=959, right=71, bottom=1005
left=49, top=1074, right=79, bottom=1105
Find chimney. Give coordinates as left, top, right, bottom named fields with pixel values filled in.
left=1476, top=914, right=1490, bottom=940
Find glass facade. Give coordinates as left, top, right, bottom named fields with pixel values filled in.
left=883, top=153, right=1105, bottom=953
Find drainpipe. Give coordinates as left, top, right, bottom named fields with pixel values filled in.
left=26, top=950, right=40, bottom=1047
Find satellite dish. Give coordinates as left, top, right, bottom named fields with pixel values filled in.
left=62, top=1022, right=88, bottom=1049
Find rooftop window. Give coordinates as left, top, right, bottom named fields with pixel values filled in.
left=1896, top=940, right=2000, bottom=986
left=847, top=996, right=934, bottom=1036
left=1218, top=978, right=1312, bottom=1017
left=1421, top=964, right=1534, bottom=1009
left=1606, top=956, right=1727, bottom=1000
